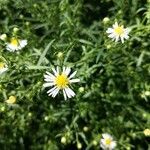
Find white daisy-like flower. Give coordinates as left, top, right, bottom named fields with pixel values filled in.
left=43, top=67, right=80, bottom=100
left=106, top=22, right=130, bottom=43
left=6, top=37, right=27, bottom=52
left=100, top=133, right=116, bottom=150
left=0, top=62, right=8, bottom=74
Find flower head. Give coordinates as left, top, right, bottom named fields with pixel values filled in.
left=6, top=96, right=16, bottom=104
left=0, top=62, right=8, bottom=74
left=106, top=22, right=130, bottom=43
left=13, top=27, right=19, bottom=33
left=6, top=37, right=27, bottom=52
left=61, top=136, right=67, bottom=144
left=100, top=133, right=116, bottom=150
left=43, top=67, right=80, bottom=100
left=103, top=17, right=110, bottom=24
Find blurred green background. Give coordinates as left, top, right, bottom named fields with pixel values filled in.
left=0, top=0, right=150, bottom=149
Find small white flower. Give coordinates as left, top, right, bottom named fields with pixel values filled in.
left=106, top=22, right=130, bottom=43
left=100, top=133, right=116, bottom=150
left=43, top=67, right=80, bottom=100
left=0, top=62, right=8, bottom=74
left=6, top=37, right=27, bottom=52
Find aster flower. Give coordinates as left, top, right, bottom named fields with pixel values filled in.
left=106, top=22, right=130, bottom=43
left=6, top=37, right=27, bottom=52
left=6, top=96, right=16, bottom=104
left=43, top=67, right=80, bottom=100
left=0, top=62, right=8, bottom=74
left=100, top=133, right=116, bottom=150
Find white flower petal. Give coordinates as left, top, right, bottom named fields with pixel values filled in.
left=113, top=22, right=118, bottom=28
left=19, top=40, right=27, bottom=48
left=106, top=28, right=113, bottom=33
left=44, top=78, right=54, bottom=82
left=52, top=68, right=59, bottom=76
left=125, top=28, right=131, bottom=33
left=100, top=139, right=105, bottom=145
left=63, top=66, right=66, bottom=72
left=56, top=66, right=59, bottom=74
left=110, top=141, right=117, bottom=149
left=63, top=89, right=67, bottom=100
left=48, top=87, right=59, bottom=97
left=69, top=71, right=77, bottom=79
left=52, top=88, right=59, bottom=97
left=43, top=82, right=54, bottom=87
left=102, top=133, right=112, bottom=139
left=6, top=44, right=17, bottom=52
left=64, top=88, right=72, bottom=98
left=100, top=143, right=105, bottom=150
left=0, top=67, right=8, bottom=74
left=124, top=34, right=129, bottom=39
left=108, top=33, right=115, bottom=38
left=47, top=86, right=57, bottom=94
left=115, top=35, right=119, bottom=42
left=44, top=75, right=54, bottom=81
left=65, top=88, right=75, bottom=97
left=120, top=36, right=124, bottom=43
left=64, top=67, right=71, bottom=76
left=69, top=78, right=80, bottom=83
left=46, top=71, right=56, bottom=78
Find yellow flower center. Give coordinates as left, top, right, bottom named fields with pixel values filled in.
left=55, top=74, right=69, bottom=89
left=0, top=62, right=5, bottom=69
left=6, top=96, right=16, bottom=104
left=105, top=138, right=112, bottom=145
left=10, top=38, right=19, bottom=46
left=114, top=26, right=124, bottom=35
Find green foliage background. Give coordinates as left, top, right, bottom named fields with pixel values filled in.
left=0, top=0, right=150, bottom=149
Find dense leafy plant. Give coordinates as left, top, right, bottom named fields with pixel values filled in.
left=0, top=0, right=149, bottom=149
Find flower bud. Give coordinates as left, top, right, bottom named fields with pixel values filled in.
left=106, top=45, right=111, bottom=49
left=13, top=27, right=19, bottom=33
left=103, top=17, right=110, bottom=24
left=77, top=142, right=82, bottom=149
left=1, top=106, right=5, bottom=112
left=33, top=3, right=38, bottom=8
left=0, top=34, right=7, bottom=41
left=57, top=52, right=63, bottom=58
left=28, top=112, right=32, bottom=117
left=83, top=126, right=88, bottom=132
left=25, top=21, right=30, bottom=26
left=145, top=91, right=150, bottom=96
left=44, top=116, right=49, bottom=121
left=61, top=136, right=67, bottom=144
left=92, top=140, right=98, bottom=146
left=79, top=87, right=84, bottom=93
left=19, top=14, right=24, bottom=19
left=143, top=129, right=150, bottom=136
left=142, top=113, right=147, bottom=118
